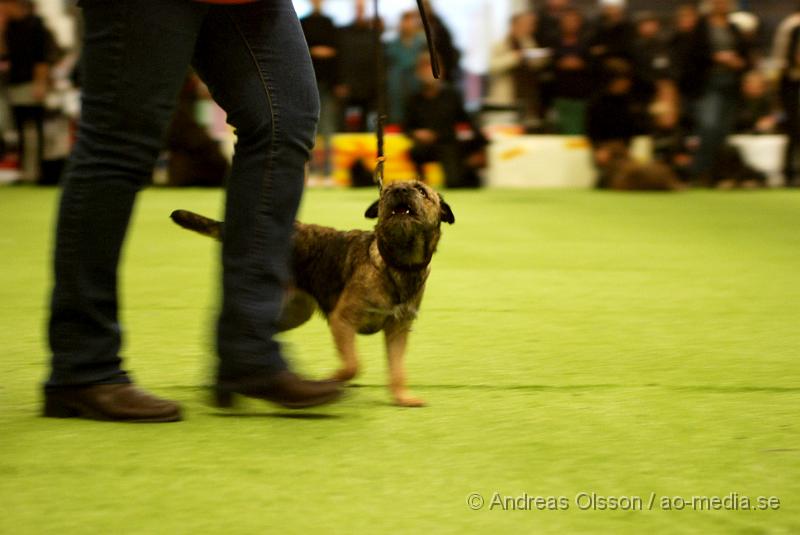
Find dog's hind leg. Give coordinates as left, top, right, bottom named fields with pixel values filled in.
left=385, top=321, right=425, bottom=407
left=277, top=290, right=317, bottom=332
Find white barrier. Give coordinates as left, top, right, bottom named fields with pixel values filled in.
left=486, top=135, right=652, bottom=188
left=488, top=134, right=789, bottom=188
left=487, top=135, right=596, bottom=188
left=728, top=135, right=788, bottom=188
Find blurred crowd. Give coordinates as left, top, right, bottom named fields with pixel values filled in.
left=3, top=0, right=800, bottom=189
left=301, top=0, right=800, bottom=189
left=485, top=0, right=800, bottom=189
left=0, top=0, right=63, bottom=183
left=300, top=0, right=486, bottom=187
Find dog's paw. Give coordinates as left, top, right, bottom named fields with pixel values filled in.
left=393, top=395, right=426, bottom=408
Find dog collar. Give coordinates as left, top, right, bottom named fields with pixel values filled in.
left=377, top=240, right=432, bottom=273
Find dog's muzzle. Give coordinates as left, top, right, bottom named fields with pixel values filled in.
left=386, top=192, right=419, bottom=218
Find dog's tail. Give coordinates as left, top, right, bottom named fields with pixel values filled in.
left=170, top=210, right=223, bottom=241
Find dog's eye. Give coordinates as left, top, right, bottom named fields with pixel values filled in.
left=414, top=184, right=429, bottom=199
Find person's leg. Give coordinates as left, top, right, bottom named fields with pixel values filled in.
left=554, top=98, right=570, bottom=134
left=555, top=98, right=586, bottom=136
left=308, top=84, right=335, bottom=177
left=438, top=143, right=465, bottom=188
left=709, top=88, right=739, bottom=184
left=32, top=105, right=46, bottom=180
left=318, top=85, right=337, bottom=177
left=14, top=105, right=46, bottom=183
left=191, top=1, right=318, bottom=380
left=782, top=80, right=800, bottom=185
left=409, top=142, right=436, bottom=180
left=692, top=87, right=724, bottom=180
left=47, top=0, right=207, bottom=389
left=457, top=140, right=486, bottom=188
left=11, top=105, right=30, bottom=180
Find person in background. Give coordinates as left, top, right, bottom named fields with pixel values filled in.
left=165, top=74, right=229, bottom=187
left=588, top=0, right=635, bottom=72
left=533, top=0, right=572, bottom=119
left=649, top=77, right=681, bottom=122
left=405, top=53, right=487, bottom=188
left=586, top=62, right=645, bottom=185
left=336, top=0, right=381, bottom=132
left=385, top=10, right=424, bottom=125
left=0, top=0, right=51, bottom=183
left=649, top=69, right=694, bottom=184
left=551, top=8, right=591, bottom=135
left=773, top=2, right=800, bottom=186
left=301, top=0, right=339, bottom=179
left=669, top=3, right=701, bottom=107
left=588, top=68, right=682, bottom=191
left=734, top=70, right=780, bottom=134
left=651, top=105, right=694, bottom=183
left=534, top=0, right=571, bottom=49
left=486, top=11, right=549, bottom=132
left=586, top=62, right=643, bottom=148
left=687, top=0, right=750, bottom=185
left=630, top=11, right=671, bottom=108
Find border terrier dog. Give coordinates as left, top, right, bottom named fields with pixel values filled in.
left=171, top=180, right=454, bottom=407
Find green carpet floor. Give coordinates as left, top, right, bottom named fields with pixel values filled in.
left=1, top=186, right=799, bottom=534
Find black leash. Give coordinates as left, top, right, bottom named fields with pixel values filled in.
left=372, top=0, right=386, bottom=189
left=415, top=0, right=441, bottom=80
left=372, top=0, right=440, bottom=189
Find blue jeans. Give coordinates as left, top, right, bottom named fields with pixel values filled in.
left=47, top=0, right=319, bottom=387
left=692, top=73, right=738, bottom=178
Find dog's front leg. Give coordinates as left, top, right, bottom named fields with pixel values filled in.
left=385, top=322, right=425, bottom=407
left=329, top=313, right=359, bottom=382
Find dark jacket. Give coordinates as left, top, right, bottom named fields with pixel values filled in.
left=535, top=9, right=564, bottom=49
left=552, top=37, right=593, bottom=100
left=4, top=14, right=51, bottom=85
left=586, top=92, right=644, bottom=145
left=669, top=29, right=698, bottom=96
left=337, top=22, right=381, bottom=102
left=781, top=24, right=800, bottom=86
left=587, top=16, right=636, bottom=67
left=301, top=12, right=339, bottom=87
left=682, top=17, right=751, bottom=98
left=735, top=95, right=776, bottom=133
left=404, top=84, right=485, bottom=146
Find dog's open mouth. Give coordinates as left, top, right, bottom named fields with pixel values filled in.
left=390, top=202, right=415, bottom=217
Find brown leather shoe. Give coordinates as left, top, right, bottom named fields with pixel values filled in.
left=44, top=384, right=182, bottom=422
left=215, top=370, right=344, bottom=409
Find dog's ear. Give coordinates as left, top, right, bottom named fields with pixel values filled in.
left=364, top=199, right=380, bottom=219
left=439, top=195, right=455, bottom=225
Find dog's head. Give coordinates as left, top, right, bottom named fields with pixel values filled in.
left=364, top=181, right=455, bottom=270
left=364, top=181, right=454, bottom=226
